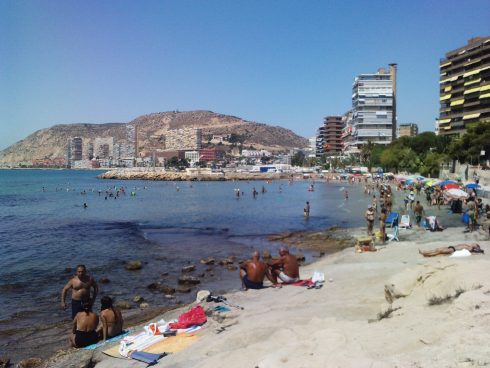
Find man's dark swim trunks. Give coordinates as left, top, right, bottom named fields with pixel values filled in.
left=74, top=330, right=98, bottom=348
left=71, top=300, right=84, bottom=319
left=243, top=275, right=264, bottom=289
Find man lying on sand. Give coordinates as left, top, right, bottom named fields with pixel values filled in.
left=239, top=251, right=274, bottom=290
left=268, top=246, right=300, bottom=284
left=418, top=243, right=484, bottom=257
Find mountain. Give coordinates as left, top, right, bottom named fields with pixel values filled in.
left=0, top=111, right=308, bottom=166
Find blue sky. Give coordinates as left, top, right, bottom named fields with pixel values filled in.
left=1, top=0, right=489, bottom=150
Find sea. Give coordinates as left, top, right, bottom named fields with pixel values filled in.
left=0, top=169, right=368, bottom=362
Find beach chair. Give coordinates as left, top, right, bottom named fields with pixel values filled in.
left=385, top=212, right=399, bottom=228
left=399, top=214, right=411, bottom=229
left=387, top=224, right=399, bottom=242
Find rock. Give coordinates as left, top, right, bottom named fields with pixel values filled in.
left=140, top=302, right=149, bottom=309
left=181, top=265, right=196, bottom=273
left=200, top=257, right=215, bottom=265
left=159, top=285, right=176, bottom=295
left=198, top=273, right=205, bottom=278
left=177, top=286, right=191, bottom=293
left=226, top=265, right=238, bottom=271
left=99, top=277, right=110, bottom=284
left=115, top=300, right=132, bottom=310
left=160, top=272, right=169, bottom=277
left=165, top=294, right=175, bottom=299
left=178, top=276, right=201, bottom=285
left=262, top=250, right=271, bottom=260
left=295, top=253, right=305, bottom=261
left=0, top=357, right=10, bottom=368
left=63, top=267, right=72, bottom=273
left=126, top=261, right=142, bottom=271
left=209, top=272, right=214, bottom=276
left=218, top=257, right=234, bottom=266
left=205, top=267, right=213, bottom=272
left=147, top=282, right=160, bottom=290
left=133, top=295, right=144, bottom=303
left=16, top=358, right=42, bottom=368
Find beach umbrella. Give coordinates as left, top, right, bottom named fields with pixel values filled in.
left=424, top=179, right=436, bottom=186
left=465, top=183, right=481, bottom=189
left=405, top=179, right=415, bottom=185
left=445, top=188, right=469, bottom=199
left=444, top=183, right=460, bottom=190
left=439, top=180, right=457, bottom=186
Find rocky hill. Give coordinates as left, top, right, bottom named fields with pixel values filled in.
left=0, top=111, right=308, bottom=166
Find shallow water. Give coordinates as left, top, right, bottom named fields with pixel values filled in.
left=0, top=170, right=368, bottom=361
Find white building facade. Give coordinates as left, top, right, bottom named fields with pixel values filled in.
left=348, top=66, right=397, bottom=152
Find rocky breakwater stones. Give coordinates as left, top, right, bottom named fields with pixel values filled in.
left=147, top=282, right=175, bottom=295
left=200, top=257, right=215, bottom=265
left=126, top=260, right=142, bottom=271
left=181, top=265, right=196, bottom=273
left=178, top=275, right=201, bottom=285
left=115, top=300, right=132, bottom=310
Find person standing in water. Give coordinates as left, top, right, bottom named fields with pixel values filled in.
left=61, top=265, right=98, bottom=319
left=304, top=201, right=310, bottom=218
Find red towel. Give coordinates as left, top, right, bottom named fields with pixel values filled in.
left=290, top=279, right=315, bottom=287
left=169, top=306, right=207, bottom=329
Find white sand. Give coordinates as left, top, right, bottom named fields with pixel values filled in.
left=89, top=224, right=490, bottom=368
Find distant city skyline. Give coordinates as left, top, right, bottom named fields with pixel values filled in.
left=1, top=0, right=489, bottom=150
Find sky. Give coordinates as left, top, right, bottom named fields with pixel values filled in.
left=1, top=0, right=489, bottom=150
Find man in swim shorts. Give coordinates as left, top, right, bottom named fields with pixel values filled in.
left=239, top=251, right=273, bottom=290
left=61, top=264, right=98, bottom=319
left=268, top=246, right=300, bottom=284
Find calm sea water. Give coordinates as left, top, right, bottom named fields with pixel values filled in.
left=0, top=169, right=367, bottom=361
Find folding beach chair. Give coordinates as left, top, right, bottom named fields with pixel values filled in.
left=399, top=214, right=411, bottom=229
left=387, top=224, right=399, bottom=242
left=385, top=212, right=399, bottom=228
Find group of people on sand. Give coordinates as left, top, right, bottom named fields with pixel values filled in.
left=239, top=246, right=300, bottom=290
left=61, top=265, right=123, bottom=348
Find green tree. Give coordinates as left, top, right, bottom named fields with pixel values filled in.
left=291, top=151, right=306, bottom=167
left=419, top=151, right=446, bottom=177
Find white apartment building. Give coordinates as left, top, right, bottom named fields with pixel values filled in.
left=165, top=128, right=202, bottom=150
left=349, top=65, right=397, bottom=151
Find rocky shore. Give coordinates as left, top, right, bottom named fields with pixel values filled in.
left=97, top=168, right=289, bottom=181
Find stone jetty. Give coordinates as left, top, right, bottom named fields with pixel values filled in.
left=97, top=168, right=288, bottom=181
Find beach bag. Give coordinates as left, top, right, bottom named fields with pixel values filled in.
left=462, top=212, right=469, bottom=224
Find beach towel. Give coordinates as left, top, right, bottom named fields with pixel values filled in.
left=83, top=330, right=130, bottom=350
left=311, top=271, right=325, bottom=283
left=400, top=215, right=411, bottom=228
left=450, top=249, right=472, bottom=258
left=168, top=306, right=207, bottom=330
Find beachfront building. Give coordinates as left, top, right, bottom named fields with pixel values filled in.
left=341, top=110, right=355, bottom=155
left=438, top=36, right=490, bottom=136
left=165, top=128, right=202, bottom=150
left=315, top=125, right=325, bottom=157
left=397, top=123, right=419, bottom=137
left=308, top=137, right=317, bottom=158
left=323, top=116, right=343, bottom=156
left=185, top=151, right=200, bottom=165
left=349, top=65, right=397, bottom=153
left=67, top=137, right=83, bottom=168
left=199, top=148, right=223, bottom=162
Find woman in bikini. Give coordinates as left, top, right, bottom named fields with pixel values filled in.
left=418, top=243, right=483, bottom=257
left=97, top=296, right=123, bottom=341
left=70, top=301, right=99, bottom=348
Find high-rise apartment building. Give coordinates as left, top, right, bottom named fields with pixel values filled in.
left=315, top=126, right=325, bottom=157
left=438, top=36, right=490, bottom=136
left=398, top=123, right=419, bottom=137
left=349, top=65, right=397, bottom=153
left=323, top=116, right=343, bottom=156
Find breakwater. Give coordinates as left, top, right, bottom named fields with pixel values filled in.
left=97, top=168, right=288, bottom=181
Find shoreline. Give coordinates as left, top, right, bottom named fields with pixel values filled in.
left=14, top=180, right=490, bottom=367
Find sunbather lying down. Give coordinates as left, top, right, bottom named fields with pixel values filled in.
left=419, top=243, right=484, bottom=257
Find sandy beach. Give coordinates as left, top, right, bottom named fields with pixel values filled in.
left=35, top=182, right=490, bottom=368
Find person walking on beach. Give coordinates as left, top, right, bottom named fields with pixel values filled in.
left=239, top=251, right=273, bottom=290
left=413, top=201, right=425, bottom=227
left=304, top=201, right=310, bottom=218
left=61, top=265, right=98, bottom=319
left=380, top=208, right=387, bottom=244
left=365, top=205, right=375, bottom=236
left=268, top=246, right=300, bottom=285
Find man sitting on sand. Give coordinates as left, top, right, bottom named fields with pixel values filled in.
left=61, top=264, right=98, bottom=319
left=268, top=246, right=300, bottom=284
left=239, top=251, right=273, bottom=290
left=418, top=243, right=484, bottom=257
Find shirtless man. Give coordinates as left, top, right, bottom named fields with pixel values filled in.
left=418, top=243, right=484, bottom=257
left=239, top=251, right=273, bottom=290
left=61, top=265, right=98, bottom=319
left=268, top=246, right=300, bottom=284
